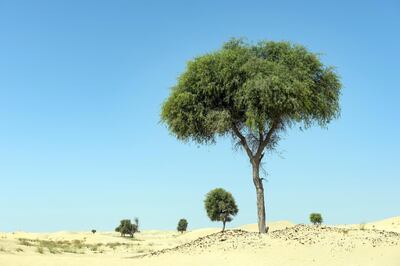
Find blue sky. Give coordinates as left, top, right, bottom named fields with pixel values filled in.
left=0, top=0, right=399, bottom=232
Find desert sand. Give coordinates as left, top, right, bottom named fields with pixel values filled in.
left=1, top=218, right=399, bottom=266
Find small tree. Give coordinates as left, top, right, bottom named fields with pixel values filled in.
left=115, top=219, right=138, bottom=237
left=177, top=219, right=188, bottom=233
left=310, top=213, right=323, bottom=225
left=91, top=229, right=96, bottom=234
left=204, top=188, right=238, bottom=231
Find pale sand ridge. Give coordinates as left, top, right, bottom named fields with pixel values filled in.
left=1, top=218, right=399, bottom=266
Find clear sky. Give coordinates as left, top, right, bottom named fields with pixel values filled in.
left=0, top=0, right=399, bottom=232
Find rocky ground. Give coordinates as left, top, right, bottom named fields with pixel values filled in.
left=138, top=224, right=400, bottom=258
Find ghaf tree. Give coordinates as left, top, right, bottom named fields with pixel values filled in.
left=161, top=39, right=341, bottom=233
left=204, top=188, right=238, bottom=231
left=177, top=218, right=188, bottom=233
left=115, top=219, right=138, bottom=237
left=310, top=213, right=323, bottom=225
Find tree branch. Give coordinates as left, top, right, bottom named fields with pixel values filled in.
left=232, top=123, right=254, bottom=160
left=255, top=119, right=280, bottom=160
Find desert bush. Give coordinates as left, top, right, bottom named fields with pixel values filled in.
left=177, top=219, right=188, bottom=233
left=72, top=239, right=84, bottom=249
left=310, top=213, right=323, bottom=225
left=48, top=246, right=59, bottom=254
left=359, top=222, right=366, bottom=230
left=106, top=242, right=132, bottom=250
left=16, top=238, right=102, bottom=254
left=342, top=228, right=350, bottom=235
left=204, top=188, right=239, bottom=231
left=115, top=219, right=139, bottom=237
left=18, top=238, right=34, bottom=246
left=36, top=246, right=44, bottom=254
left=91, top=243, right=103, bottom=251
left=91, top=229, right=96, bottom=234
left=37, top=240, right=84, bottom=254
left=106, top=242, right=120, bottom=250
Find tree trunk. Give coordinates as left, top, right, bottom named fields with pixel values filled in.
left=222, top=220, right=226, bottom=232
left=252, top=161, right=267, bottom=233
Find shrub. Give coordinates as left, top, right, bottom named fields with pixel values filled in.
left=310, top=213, right=323, bottom=225
left=18, top=238, right=33, bottom=246
left=359, top=222, right=366, bottom=230
left=177, top=219, right=188, bottom=233
left=36, top=246, right=44, bottom=254
left=115, top=219, right=138, bottom=237
left=204, top=188, right=239, bottom=231
left=91, top=229, right=96, bottom=234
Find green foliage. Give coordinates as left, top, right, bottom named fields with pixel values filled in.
left=310, top=213, right=323, bottom=225
left=161, top=38, right=341, bottom=233
left=115, top=219, right=138, bottom=237
left=161, top=38, right=341, bottom=148
left=91, top=229, right=96, bottom=234
left=204, top=188, right=238, bottom=230
left=177, top=219, right=188, bottom=233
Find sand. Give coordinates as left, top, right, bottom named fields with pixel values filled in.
left=1, top=217, right=399, bottom=266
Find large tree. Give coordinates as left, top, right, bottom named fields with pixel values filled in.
left=161, top=39, right=341, bottom=233
left=115, top=219, right=138, bottom=237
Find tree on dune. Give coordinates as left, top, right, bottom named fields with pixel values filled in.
left=204, top=188, right=239, bottom=232
left=161, top=38, right=341, bottom=233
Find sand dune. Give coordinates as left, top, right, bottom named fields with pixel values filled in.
left=367, top=216, right=400, bottom=233
left=335, top=216, right=400, bottom=233
left=1, top=218, right=399, bottom=266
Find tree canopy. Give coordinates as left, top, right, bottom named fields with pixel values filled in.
left=161, top=39, right=341, bottom=153
left=204, top=188, right=238, bottom=231
left=115, top=219, right=138, bottom=237
left=177, top=218, right=188, bottom=233
left=310, top=213, right=323, bottom=225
